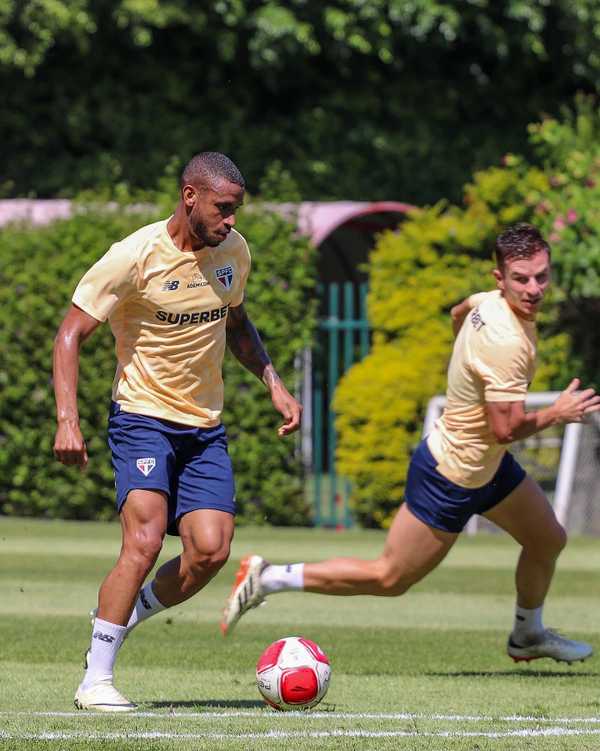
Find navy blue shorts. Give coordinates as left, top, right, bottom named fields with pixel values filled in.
left=405, top=440, right=526, bottom=533
left=108, top=402, right=235, bottom=535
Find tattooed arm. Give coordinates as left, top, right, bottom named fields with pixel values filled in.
left=226, top=303, right=302, bottom=436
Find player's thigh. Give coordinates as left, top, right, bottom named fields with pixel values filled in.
left=173, top=426, right=236, bottom=532
left=381, top=503, right=459, bottom=583
left=482, top=475, right=566, bottom=552
left=120, top=489, right=169, bottom=555
left=178, top=508, right=235, bottom=562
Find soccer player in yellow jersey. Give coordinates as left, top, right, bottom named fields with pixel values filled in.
left=223, top=223, right=600, bottom=665
left=53, top=152, right=301, bottom=711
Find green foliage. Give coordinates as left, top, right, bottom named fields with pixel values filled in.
left=335, top=160, right=565, bottom=528
left=527, top=96, right=600, bottom=384
left=0, top=185, right=317, bottom=525
left=337, top=99, right=600, bottom=528
left=0, top=209, right=147, bottom=521
left=223, top=197, right=318, bottom=526
left=3, top=2, right=600, bottom=203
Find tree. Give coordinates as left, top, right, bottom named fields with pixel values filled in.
left=2, top=2, right=600, bottom=202
left=335, top=98, right=600, bottom=527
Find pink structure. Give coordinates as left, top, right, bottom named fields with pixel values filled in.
left=296, top=200, right=412, bottom=247
left=0, top=199, right=72, bottom=227
left=0, top=199, right=411, bottom=283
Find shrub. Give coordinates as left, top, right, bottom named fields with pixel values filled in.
left=528, top=96, right=600, bottom=384
left=335, top=163, right=567, bottom=528
left=0, top=186, right=317, bottom=525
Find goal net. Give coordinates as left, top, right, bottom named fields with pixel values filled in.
left=422, top=393, right=600, bottom=535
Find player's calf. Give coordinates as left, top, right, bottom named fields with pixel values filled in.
left=369, top=557, right=418, bottom=597
left=182, top=545, right=230, bottom=590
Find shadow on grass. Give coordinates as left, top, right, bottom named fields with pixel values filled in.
left=426, top=670, right=600, bottom=678
left=146, top=699, right=265, bottom=709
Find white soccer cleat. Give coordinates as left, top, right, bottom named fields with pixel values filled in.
left=221, top=554, right=266, bottom=636
left=507, top=629, right=593, bottom=664
left=74, top=680, right=137, bottom=712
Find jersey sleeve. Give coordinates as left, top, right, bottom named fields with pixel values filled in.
left=472, top=333, right=530, bottom=402
left=230, top=238, right=251, bottom=307
left=468, top=290, right=497, bottom=309
left=72, top=242, right=138, bottom=322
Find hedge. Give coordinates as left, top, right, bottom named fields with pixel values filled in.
left=334, top=160, right=570, bottom=528
left=0, top=185, right=317, bottom=525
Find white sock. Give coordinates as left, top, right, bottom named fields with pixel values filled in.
left=512, top=605, right=544, bottom=641
left=82, top=618, right=127, bottom=689
left=126, top=582, right=165, bottom=631
left=260, top=563, right=304, bottom=594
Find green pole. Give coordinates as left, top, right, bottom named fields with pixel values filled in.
left=343, top=283, right=355, bottom=528
left=360, top=283, right=369, bottom=358
left=312, top=283, right=325, bottom=526
left=312, top=360, right=323, bottom=527
left=327, top=283, right=339, bottom=526
left=343, top=283, right=354, bottom=372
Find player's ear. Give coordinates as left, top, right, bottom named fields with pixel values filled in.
left=182, top=185, right=197, bottom=207
left=492, top=267, right=504, bottom=291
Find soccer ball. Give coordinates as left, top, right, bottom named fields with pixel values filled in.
left=256, top=636, right=331, bottom=710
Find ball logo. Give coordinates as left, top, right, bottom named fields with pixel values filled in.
left=215, top=265, right=234, bottom=290
left=136, top=457, right=156, bottom=476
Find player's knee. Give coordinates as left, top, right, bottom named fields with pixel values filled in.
left=374, top=559, right=412, bottom=597
left=524, top=522, right=567, bottom=561
left=550, top=523, right=567, bottom=557
left=123, top=530, right=163, bottom=573
left=185, top=540, right=231, bottom=580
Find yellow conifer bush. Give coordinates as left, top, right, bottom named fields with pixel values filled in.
left=335, top=163, right=564, bottom=528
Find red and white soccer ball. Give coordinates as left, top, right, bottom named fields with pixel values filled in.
left=256, top=636, right=331, bottom=710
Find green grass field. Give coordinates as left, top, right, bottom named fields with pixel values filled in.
left=2, top=517, right=600, bottom=750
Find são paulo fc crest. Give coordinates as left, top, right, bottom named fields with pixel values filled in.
left=136, top=457, right=156, bottom=476
left=215, top=265, right=234, bottom=290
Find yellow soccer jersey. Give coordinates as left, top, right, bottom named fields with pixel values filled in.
left=72, top=218, right=251, bottom=427
left=427, top=290, right=537, bottom=488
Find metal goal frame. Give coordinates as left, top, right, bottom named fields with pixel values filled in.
left=422, top=392, right=582, bottom=532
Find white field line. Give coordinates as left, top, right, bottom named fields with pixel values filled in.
left=3, top=710, right=600, bottom=724
left=4, top=728, right=600, bottom=741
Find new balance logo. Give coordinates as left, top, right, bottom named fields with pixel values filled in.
left=93, top=631, right=116, bottom=643
left=161, top=280, right=180, bottom=291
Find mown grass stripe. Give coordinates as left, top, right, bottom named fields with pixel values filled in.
left=4, top=727, right=600, bottom=740
left=4, top=710, right=600, bottom=723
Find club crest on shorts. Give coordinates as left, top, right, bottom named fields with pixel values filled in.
left=215, top=265, right=234, bottom=290
left=136, top=457, right=156, bottom=476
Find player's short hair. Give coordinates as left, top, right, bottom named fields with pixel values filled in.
left=181, top=152, right=245, bottom=191
left=495, top=223, right=551, bottom=270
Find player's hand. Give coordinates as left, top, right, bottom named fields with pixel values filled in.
left=270, top=382, right=302, bottom=437
left=553, top=378, right=600, bottom=423
left=53, top=419, right=89, bottom=468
